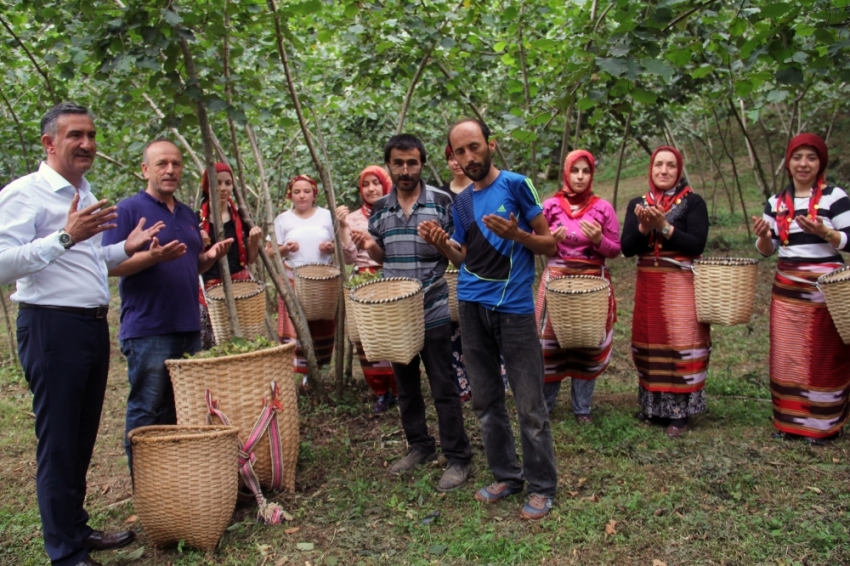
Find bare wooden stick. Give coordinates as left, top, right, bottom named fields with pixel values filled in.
left=612, top=110, right=632, bottom=211
left=178, top=35, right=242, bottom=339
left=95, top=151, right=145, bottom=181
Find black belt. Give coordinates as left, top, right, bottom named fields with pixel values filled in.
left=19, top=303, right=109, bottom=319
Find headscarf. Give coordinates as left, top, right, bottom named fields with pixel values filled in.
left=644, top=146, right=692, bottom=259
left=644, top=146, right=691, bottom=212
left=776, top=133, right=829, bottom=246
left=199, top=162, right=247, bottom=268
left=558, top=149, right=599, bottom=219
left=286, top=174, right=319, bottom=202
left=445, top=144, right=453, bottom=160
left=358, top=166, right=392, bottom=217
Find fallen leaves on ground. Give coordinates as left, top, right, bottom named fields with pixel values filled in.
left=285, top=527, right=300, bottom=535
left=653, top=560, right=668, bottom=566
left=124, top=514, right=138, bottom=523
left=605, top=519, right=617, bottom=535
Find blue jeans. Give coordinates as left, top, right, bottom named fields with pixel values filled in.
left=121, top=332, right=201, bottom=470
left=543, top=378, right=596, bottom=415
left=458, top=301, right=557, bottom=497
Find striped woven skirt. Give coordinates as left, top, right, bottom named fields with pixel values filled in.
left=277, top=271, right=335, bottom=375
left=770, top=260, right=850, bottom=438
left=631, top=255, right=711, bottom=395
left=535, top=260, right=616, bottom=382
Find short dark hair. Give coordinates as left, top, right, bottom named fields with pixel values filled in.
left=384, top=134, right=427, bottom=165
left=447, top=118, right=491, bottom=146
left=40, top=102, right=93, bottom=136
left=142, top=138, right=180, bottom=165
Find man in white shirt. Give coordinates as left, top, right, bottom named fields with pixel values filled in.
left=0, top=103, right=162, bottom=566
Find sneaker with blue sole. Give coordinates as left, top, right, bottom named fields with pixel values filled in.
left=474, top=481, right=523, bottom=503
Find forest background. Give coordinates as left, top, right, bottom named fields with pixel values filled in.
left=1, top=0, right=850, bottom=564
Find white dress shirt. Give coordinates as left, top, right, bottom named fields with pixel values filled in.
left=0, top=162, right=129, bottom=307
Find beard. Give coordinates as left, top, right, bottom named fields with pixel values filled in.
left=393, top=173, right=420, bottom=192
left=461, top=149, right=492, bottom=182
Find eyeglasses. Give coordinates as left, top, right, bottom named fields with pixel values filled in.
left=389, top=160, right=422, bottom=172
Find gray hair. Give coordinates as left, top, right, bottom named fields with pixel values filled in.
left=40, top=102, right=93, bottom=136
left=142, top=138, right=179, bottom=165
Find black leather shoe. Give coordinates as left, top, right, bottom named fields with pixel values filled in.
left=74, top=557, right=103, bottom=566
left=84, top=529, right=135, bottom=551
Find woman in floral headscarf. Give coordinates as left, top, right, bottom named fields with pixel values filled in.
left=621, top=146, right=710, bottom=438
left=535, top=150, right=620, bottom=421
left=335, top=166, right=397, bottom=413
left=753, top=133, right=850, bottom=445
left=269, top=174, right=336, bottom=375
left=197, top=162, right=262, bottom=349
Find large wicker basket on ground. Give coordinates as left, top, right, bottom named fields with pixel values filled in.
left=129, top=425, right=239, bottom=550
left=445, top=269, right=459, bottom=323
left=693, top=257, right=759, bottom=325
left=206, top=280, right=267, bottom=344
left=165, top=343, right=299, bottom=492
left=818, top=265, right=850, bottom=344
left=545, top=275, right=610, bottom=348
left=343, top=281, right=360, bottom=344
left=294, top=263, right=341, bottom=321
left=350, top=278, right=424, bottom=364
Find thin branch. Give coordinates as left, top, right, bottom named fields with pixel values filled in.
left=0, top=15, right=58, bottom=104
left=727, top=98, right=771, bottom=201
left=396, top=46, right=436, bottom=134
left=517, top=3, right=537, bottom=181
left=663, top=1, right=712, bottom=32
left=0, top=90, right=33, bottom=172
left=95, top=151, right=145, bottom=181
left=612, top=110, right=632, bottom=211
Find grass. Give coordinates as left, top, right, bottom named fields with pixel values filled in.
left=1, top=171, right=850, bottom=565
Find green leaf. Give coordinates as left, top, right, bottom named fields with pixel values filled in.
left=501, top=53, right=516, bottom=66
left=691, top=65, right=714, bottom=79
left=531, top=39, right=556, bottom=51
left=775, top=66, right=804, bottom=85
left=292, top=0, right=322, bottom=14
left=440, top=37, right=456, bottom=49
left=729, top=18, right=747, bottom=37
left=324, top=557, right=340, bottom=566
left=577, top=97, right=595, bottom=111
left=494, top=41, right=507, bottom=53
left=734, top=79, right=754, bottom=97
left=428, top=544, right=448, bottom=555
left=161, top=9, right=183, bottom=26
left=760, top=3, right=793, bottom=19
left=511, top=129, right=538, bottom=143
left=641, top=58, right=675, bottom=81
left=344, top=4, right=359, bottom=17
left=766, top=89, right=788, bottom=103
left=596, top=57, right=630, bottom=77
left=297, top=542, right=315, bottom=551
left=206, top=97, right=228, bottom=113
left=665, top=48, right=692, bottom=67
left=630, top=88, right=657, bottom=104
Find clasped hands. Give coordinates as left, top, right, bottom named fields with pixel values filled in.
left=634, top=203, right=670, bottom=235
left=551, top=220, right=603, bottom=245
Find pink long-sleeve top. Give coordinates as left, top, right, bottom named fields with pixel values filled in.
left=342, top=209, right=382, bottom=270
left=541, top=196, right=621, bottom=264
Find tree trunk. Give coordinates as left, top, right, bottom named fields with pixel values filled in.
left=558, top=102, right=573, bottom=183
left=727, top=98, right=772, bottom=201
left=612, top=111, right=632, bottom=212
left=268, top=0, right=347, bottom=390
left=712, top=106, right=751, bottom=238
left=0, top=287, right=18, bottom=367
left=244, top=123, right=322, bottom=387
left=178, top=37, right=243, bottom=340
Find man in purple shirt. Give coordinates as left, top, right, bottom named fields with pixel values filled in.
left=102, top=139, right=231, bottom=471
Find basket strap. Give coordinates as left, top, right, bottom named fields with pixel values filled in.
left=205, top=388, right=288, bottom=524
left=656, top=256, right=694, bottom=271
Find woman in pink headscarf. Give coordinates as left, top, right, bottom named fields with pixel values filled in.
left=621, top=146, right=710, bottom=438
left=197, top=162, right=262, bottom=348
left=753, top=133, right=850, bottom=445
left=336, top=166, right=397, bottom=413
left=535, top=150, right=621, bottom=421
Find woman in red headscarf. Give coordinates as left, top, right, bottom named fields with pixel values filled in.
left=621, top=146, right=710, bottom=438
left=753, top=133, right=850, bottom=445
left=535, top=150, right=621, bottom=421
left=269, top=174, right=336, bottom=375
left=335, top=166, right=397, bottom=413
left=197, top=162, right=263, bottom=349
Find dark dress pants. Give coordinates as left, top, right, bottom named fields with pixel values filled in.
left=391, top=322, right=472, bottom=465
left=17, top=308, right=110, bottom=566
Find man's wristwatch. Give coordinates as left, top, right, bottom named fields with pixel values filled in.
left=661, top=224, right=672, bottom=237
left=58, top=229, right=75, bottom=250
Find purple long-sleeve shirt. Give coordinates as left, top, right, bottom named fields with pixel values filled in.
left=541, top=196, right=621, bottom=263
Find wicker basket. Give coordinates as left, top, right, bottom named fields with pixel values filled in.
left=206, top=280, right=267, bottom=345
left=693, top=257, right=759, bottom=326
left=545, top=276, right=610, bottom=348
left=817, top=265, right=850, bottom=344
left=294, top=263, right=341, bottom=321
left=343, top=282, right=360, bottom=343
left=165, top=344, right=299, bottom=493
left=445, top=269, right=459, bottom=323
left=350, top=278, right=424, bottom=364
left=129, top=425, right=239, bottom=550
